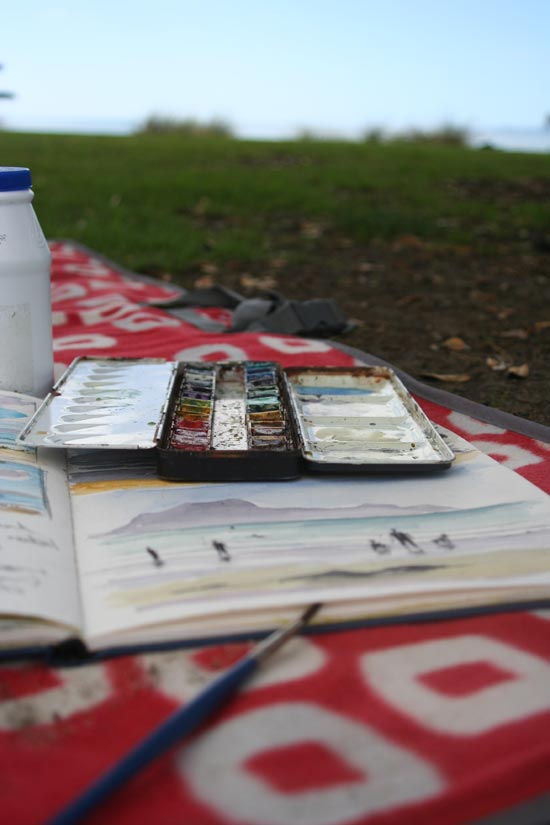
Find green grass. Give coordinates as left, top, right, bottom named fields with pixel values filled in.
left=1, top=131, right=549, bottom=278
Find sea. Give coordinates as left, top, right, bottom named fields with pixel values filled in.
left=468, top=127, right=550, bottom=153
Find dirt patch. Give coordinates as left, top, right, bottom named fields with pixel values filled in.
left=447, top=176, right=550, bottom=204
left=173, top=230, right=550, bottom=427
left=288, top=236, right=550, bottom=425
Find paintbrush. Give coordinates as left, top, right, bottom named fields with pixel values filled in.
left=48, top=603, right=322, bottom=825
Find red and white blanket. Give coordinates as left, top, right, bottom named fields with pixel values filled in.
left=2, top=242, right=549, bottom=825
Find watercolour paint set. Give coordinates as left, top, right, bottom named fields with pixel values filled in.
left=16, top=358, right=454, bottom=480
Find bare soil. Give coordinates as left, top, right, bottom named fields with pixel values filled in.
left=200, top=226, right=550, bottom=427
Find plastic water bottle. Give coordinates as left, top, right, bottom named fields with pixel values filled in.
left=0, top=166, right=53, bottom=397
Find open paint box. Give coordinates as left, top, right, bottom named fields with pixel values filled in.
left=17, top=358, right=454, bottom=480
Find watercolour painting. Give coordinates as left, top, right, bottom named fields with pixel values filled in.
left=0, top=392, right=79, bottom=632
left=68, top=431, right=550, bottom=640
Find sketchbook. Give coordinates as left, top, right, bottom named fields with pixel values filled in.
left=1, top=388, right=549, bottom=659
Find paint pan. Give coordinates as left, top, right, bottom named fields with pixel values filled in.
left=157, top=360, right=300, bottom=480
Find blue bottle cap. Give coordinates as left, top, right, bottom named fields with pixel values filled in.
left=0, top=167, right=32, bottom=191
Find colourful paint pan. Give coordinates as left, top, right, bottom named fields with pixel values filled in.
left=157, top=361, right=300, bottom=480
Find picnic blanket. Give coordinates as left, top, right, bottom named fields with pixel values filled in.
left=2, top=241, right=549, bottom=825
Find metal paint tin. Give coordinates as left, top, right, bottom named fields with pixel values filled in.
left=17, top=358, right=454, bottom=479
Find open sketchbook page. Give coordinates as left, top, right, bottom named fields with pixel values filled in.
left=0, top=392, right=81, bottom=641
left=68, top=430, right=550, bottom=646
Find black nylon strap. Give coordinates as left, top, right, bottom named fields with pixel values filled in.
left=145, top=286, right=353, bottom=337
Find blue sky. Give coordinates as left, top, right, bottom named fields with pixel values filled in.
left=1, top=0, right=549, bottom=138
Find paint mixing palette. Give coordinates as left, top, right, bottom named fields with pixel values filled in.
left=16, top=358, right=178, bottom=448
left=17, top=358, right=454, bottom=479
left=284, top=366, right=454, bottom=472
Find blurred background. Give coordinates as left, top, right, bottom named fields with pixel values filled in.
left=1, top=0, right=549, bottom=422
left=1, top=0, right=549, bottom=148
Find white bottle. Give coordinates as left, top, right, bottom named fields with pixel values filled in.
left=0, top=167, right=53, bottom=397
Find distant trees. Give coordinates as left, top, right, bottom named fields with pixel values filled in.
left=135, top=115, right=233, bottom=138
left=293, top=123, right=470, bottom=146
left=362, top=123, right=470, bottom=146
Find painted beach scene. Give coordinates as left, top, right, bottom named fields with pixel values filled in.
left=69, top=436, right=550, bottom=639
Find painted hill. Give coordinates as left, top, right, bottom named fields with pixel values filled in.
left=97, top=497, right=454, bottom=538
